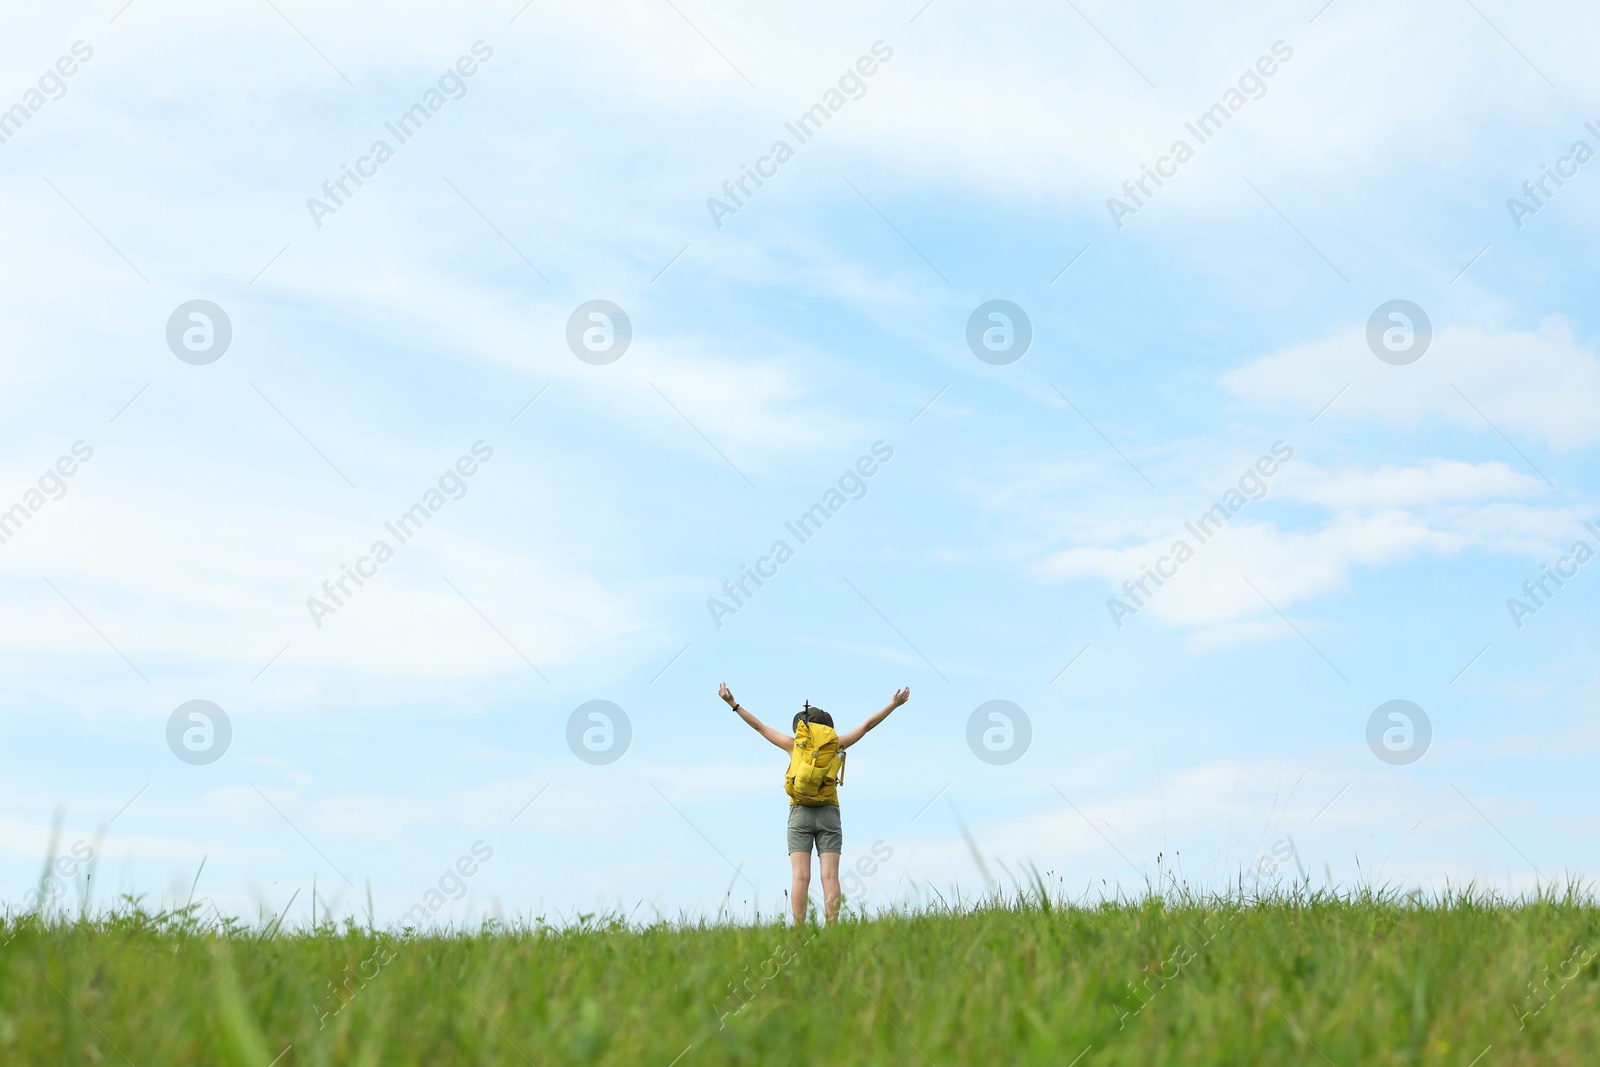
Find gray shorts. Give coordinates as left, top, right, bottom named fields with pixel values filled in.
left=787, top=804, right=842, bottom=855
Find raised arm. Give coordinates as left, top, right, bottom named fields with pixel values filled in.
left=719, top=683, right=792, bottom=753
left=838, top=687, right=910, bottom=750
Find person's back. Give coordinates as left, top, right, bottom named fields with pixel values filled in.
left=786, top=701, right=842, bottom=806
left=718, top=683, right=910, bottom=923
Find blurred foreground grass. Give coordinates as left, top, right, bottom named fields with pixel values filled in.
left=2, top=888, right=1598, bottom=1065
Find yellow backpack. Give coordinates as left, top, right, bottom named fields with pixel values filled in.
left=786, top=704, right=845, bottom=806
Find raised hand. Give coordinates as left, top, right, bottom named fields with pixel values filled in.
left=890, top=686, right=910, bottom=708
left=718, top=682, right=736, bottom=707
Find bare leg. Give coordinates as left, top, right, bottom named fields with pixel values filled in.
left=789, top=851, right=812, bottom=924
left=819, top=852, right=841, bottom=921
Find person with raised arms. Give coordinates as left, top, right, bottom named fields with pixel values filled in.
left=718, top=682, right=910, bottom=923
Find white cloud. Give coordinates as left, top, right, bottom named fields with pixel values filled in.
left=1223, top=318, right=1600, bottom=452
left=1038, top=457, right=1586, bottom=630
left=1044, top=512, right=1448, bottom=628
left=0, top=452, right=642, bottom=679
left=1285, top=459, right=1543, bottom=509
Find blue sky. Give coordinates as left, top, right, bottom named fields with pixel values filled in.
left=2, top=0, right=1598, bottom=926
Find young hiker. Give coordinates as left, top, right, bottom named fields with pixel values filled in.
left=718, top=682, right=910, bottom=923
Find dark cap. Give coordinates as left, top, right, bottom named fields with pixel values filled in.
left=793, top=700, right=834, bottom=730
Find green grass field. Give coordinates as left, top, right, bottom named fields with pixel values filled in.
left=3, top=888, right=1597, bottom=1066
